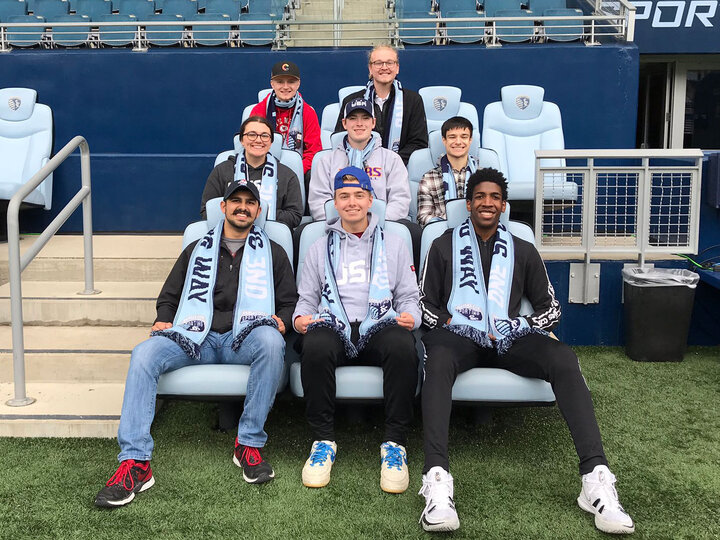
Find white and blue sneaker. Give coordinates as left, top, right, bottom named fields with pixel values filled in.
left=419, top=466, right=460, bottom=532
left=380, top=441, right=409, bottom=493
left=302, top=440, right=337, bottom=488
left=578, top=465, right=635, bottom=534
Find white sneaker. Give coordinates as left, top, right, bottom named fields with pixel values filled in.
left=418, top=466, right=460, bottom=532
left=380, top=441, right=409, bottom=494
left=302, top=440, right=337, bottom=488
left=578, top=465, right=635, bottom=534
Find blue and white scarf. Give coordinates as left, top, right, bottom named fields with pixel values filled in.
left=343, top=131, right=382, bottom=171
left=364, top=80, right=403, bottom=153
left=308, top=226, right=397, bottom=358
left=446, top=218, right=541, bottom=355
left=441, top=154, right=477, bottom=200
left=266, top=90, right=304, bottom=154
left=152, top=222, right=277, bottom=360
left=234, top=151, right=279, bottom=221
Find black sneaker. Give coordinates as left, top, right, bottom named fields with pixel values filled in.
left=94, top=459, right=155, bottom=508
left=233, top=438, right=275, bottom=484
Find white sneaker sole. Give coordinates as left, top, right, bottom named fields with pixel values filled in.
left=577, top=496, right=635, bottom=534
left=421, top=514, right=460, bottom=532
left=97, top=475, right=155, bottom=507
left=302, top=464, right=332, bottom=488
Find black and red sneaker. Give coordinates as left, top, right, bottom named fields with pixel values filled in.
left=94, top=459, right=155, bottom=508
left=233, top=438, right=275, bottom=484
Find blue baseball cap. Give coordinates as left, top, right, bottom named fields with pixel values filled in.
left=334, top=166, right=374, bottom=193
left=343, top=97, right=374, bottom=118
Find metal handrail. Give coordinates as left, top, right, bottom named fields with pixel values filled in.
left=6, top=135, right=97, bottom=407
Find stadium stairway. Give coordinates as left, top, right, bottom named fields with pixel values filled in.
left=0, top=234, right=182, bottom=438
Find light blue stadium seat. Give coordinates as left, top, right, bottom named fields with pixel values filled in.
left=238, top=11, right=274, bottom=45
left=320, top=85, right=364, bottom=150
left=6, top=15, right=45, bottom=47
left=289, top=198, right=424, bottom=400
left=146, top=13, right=184, bottom=45
left=0, top=88, right=53, bottom=211
left=419, top=198, right=555, bottom=404
left=493, top=8, right=535, bottom=42
left=205, top=0, right=240, bottom=17
left=443, top=9, right=486, bottom=44
left=72, top=0, right=112, bottom=19
left=407, top=129, right=498, bottom=222
left=116, top=0, right=155, bottom=17
left=438, top=0, right=478, bottom=10
left=240, top=88, right=271, bottom=123
left=482, top=85, right=577, bottom=201
left=160, top=0, right=197, bottom=18
left=32, top=0, right=69, bottom=18
left=396, top=9, right=439, bottom=45
left=483, top=0, right=522, bottom=16
left=189, top=11, right=232, bottom=45
left=418, top=86, right=480, bottom=134
left=0, top=1, right=28, bottom=21
left=246, top=0, right=281, bottom=16
left=543, top=7, right=583, bottom=42
left=49, top=13, right=91, bottom=46
left=96, top=13, right=138, bottom=46
left=526, top=0, right=564, bottom=13
left=160, top=198, right=293, bottom=398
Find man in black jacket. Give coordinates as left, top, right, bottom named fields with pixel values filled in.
left=201, top=115, right=303, bottom=230
left=417, top=169, right=635, bottom=535
left=334, top=45, right=428, bottom=165
left=95, top=180, right=297, bottom=509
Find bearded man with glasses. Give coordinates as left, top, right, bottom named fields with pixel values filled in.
left=201, top=115, right=303, bottom=230
left=334, top=45, right=428, bottom=165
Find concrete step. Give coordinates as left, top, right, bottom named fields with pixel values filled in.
left=0, top=281, right=161, bottom=325
left=0, top=234, right=182, bottom=285
left=0, top=381, right=122, bottom=438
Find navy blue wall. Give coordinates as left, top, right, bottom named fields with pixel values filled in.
left=2, top=43, right=639, bottom=232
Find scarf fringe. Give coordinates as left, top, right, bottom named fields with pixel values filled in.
left=308, top=320, right=358, bottom=358
left=445, top=324, right=493, bottom=348
left=495, top=326, right=549, bottom=356
left=357, top=318, right=398, bottom=353
left=151, top=330, right=201, bottom=361
left=231, top=317, right=279, bottom=352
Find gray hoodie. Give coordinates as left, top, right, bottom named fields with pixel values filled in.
left=308, top=136, right=410, bottom=222
left=293, top=212, right=421, bottom=330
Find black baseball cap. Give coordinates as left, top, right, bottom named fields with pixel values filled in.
left=271, top=61, right=300, bottom=79
left=223, top=180, right=260, bottom=202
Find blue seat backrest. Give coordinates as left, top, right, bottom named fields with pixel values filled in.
left=0, top=87, right=53, bottom=209
left=320, top=85, right=364, bottom=149
left=74, top=0, right=112, bottom=17
left=162, top=0, right=198, bottom=17
left=34, top=0, right=70, bottom=17
left=482, top=85, right=566, bottom=201
left=241, top=88, right=272, bottom=122
left=484, top=0, right=523, bottom=16
left=117, top=0, right=156, bottom=17
left=419, top=86, right=480, bottom=134
left=183, top=196, right=294, bottom=267
left=0, top=1, right=28, bottom=20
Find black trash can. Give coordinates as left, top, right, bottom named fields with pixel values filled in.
left=622, top=267, right=699, bottom=362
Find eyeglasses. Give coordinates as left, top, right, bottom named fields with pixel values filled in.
left=370, top=60, right=398, bottom=68
left=243, top=132, right=272, bottom=142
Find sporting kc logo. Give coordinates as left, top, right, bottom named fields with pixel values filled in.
left=433, top=97, right=447, bottom=111
left=515, top=96, right=530, bottom=110
left=8, top=98, right=21, bottom=111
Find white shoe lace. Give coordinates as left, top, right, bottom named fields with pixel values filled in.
left=586, top=468, right=626, bottom=514
left=418, top=475, right=454, bottom=523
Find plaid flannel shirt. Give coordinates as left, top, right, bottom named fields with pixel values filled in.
left=416, top=162, right=471, bottom=226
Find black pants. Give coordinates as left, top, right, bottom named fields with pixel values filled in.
left=421, top=328, right=608, bottom=475
left=298, top=324, right=418, bottom=446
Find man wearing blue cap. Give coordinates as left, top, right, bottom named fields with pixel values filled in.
left=95, top=180, right=297, bottom=508
left=293, top=166, right=421, bottom=494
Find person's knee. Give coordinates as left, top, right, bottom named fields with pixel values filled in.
left=301, top=327, right=339, bottom=362
left=251, top=326, right=286, bottom=362
left=548, top=342, right=582, bottom=378
left=128, top=338, right=165, bottom=377
left=422, top=346, right=456, bottom=380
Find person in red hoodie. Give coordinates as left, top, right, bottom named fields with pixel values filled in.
left=251, top=61, right=322, bottom=199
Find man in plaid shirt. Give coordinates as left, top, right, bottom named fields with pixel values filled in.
left=417, top=117, right=476, bottom=227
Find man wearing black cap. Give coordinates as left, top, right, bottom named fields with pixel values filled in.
left=334, top=45, right=428, bottom=165
left=251, top=60, right=322, bottom=193
left=95, top=180, right=297, bottom=508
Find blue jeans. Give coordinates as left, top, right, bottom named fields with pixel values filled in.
left=117, top=326, right=285, bottom=462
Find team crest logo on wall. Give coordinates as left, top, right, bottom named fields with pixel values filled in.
left=515, top=96, right=530, bottom=110
left=433, top=97, right=448, bottom=111
left=8, top=98, right=21, bottom=111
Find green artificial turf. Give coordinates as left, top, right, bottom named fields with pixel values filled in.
left=0, top=347, right=718, bottom=540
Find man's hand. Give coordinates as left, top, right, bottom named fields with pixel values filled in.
left=151, top=321, right=172, bottom=332
left=395, top=312, right=415, bottom=330
left=271, top=315, right=286, bottom=335
left=294, top=314, right=320, bottom=334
